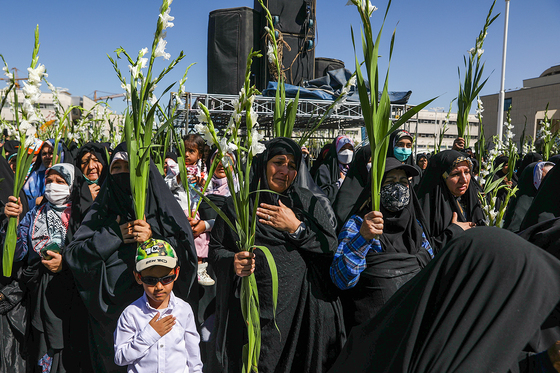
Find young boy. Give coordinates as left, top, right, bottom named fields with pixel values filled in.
left=114, top=239, right=202, bottom=373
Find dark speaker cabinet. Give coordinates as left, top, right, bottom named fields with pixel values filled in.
left=207, top=7, right=261, bottom=95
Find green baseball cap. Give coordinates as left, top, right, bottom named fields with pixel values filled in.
left=135, top=239, right=178, bottom=272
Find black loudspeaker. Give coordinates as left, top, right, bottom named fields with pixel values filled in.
left=280, top=34, right=315, bottom=87
left=207, top=7, right=261, bottom=95
left=253, top=0, right=316, bottom=90
left=254, top=0, right=315, bottom=34
left=314, top=57, right=345, bottom=79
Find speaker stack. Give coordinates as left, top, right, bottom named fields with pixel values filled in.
left=207, top=1, right=316, bottom=95
left=254, top=0, right=316, bottom=90
left=207, top=7, right=261, bottom=95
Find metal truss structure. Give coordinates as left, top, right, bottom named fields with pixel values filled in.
left=173, top=92, right=407, bottom=132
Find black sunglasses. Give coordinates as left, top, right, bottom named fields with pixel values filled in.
left=139, top=271, right=177, bottom=286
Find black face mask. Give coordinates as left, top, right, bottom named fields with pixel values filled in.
left=380, top=182, right=410, bottom=212
left=109, top=172, right=135, bottom=219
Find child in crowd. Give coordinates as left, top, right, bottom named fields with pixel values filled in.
left=114, top=239, right=202, bottom=373
left=183, top=134, right=216, bottom=286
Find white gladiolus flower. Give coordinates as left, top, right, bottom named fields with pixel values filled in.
left=2, top=66, right=13, bottom=80
left=139, top=57, right=148, bottom=69
left=140, top=47, right=149, bottom=57
left=219, top=137, right=237, bottom=154
left=196, top=109, right=208, bottom=124
left=27, top=64, right=47, bottom=83
left=231, top=98, right=241, bottom=112
left=194, top=123, right=214, bottom=145
left=249, top=107, right=258, bottom=125
left=24, top=133, right=36, bottom=148
left=129, top=64, right=140, bottom=79
left=250, top=141, right=266, bottom=156
left=477, top=49, right=484, bottom=57
left=149, top=94, right=157, bottom=105
left=154, top=38, right=171, bottom=60
left=22, top=100, right=35, bottom=116
left=159, top=7, right=175, bottom=29
left=264, top=26, right=270, bottom=33
left=267, top=42, right=275, bottom=64
left=27, top=111, right=40, bottom=123
left=20, top=120, right=33, bottom=132
left=22, top=85, right=41, bottom=105
left=176, top=95, right=184, bottom=106
left=121, top=83, right=131, bottom=100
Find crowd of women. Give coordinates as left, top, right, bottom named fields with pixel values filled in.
left=1, top=128, right=560, bottom=373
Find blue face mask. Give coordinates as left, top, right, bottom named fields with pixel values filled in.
left=393, top=147, right=412, bottom=162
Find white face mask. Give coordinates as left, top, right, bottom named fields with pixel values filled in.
left=366, top=162, right=372, bottom=172
left=44, top=183, right=71, bottom=206
left=338, top=149, right=354, bottom=165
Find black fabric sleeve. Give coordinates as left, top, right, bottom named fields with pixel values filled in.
left=431, top=223, right=465, bottom=254
left=314, top=164, right=339, bottom=204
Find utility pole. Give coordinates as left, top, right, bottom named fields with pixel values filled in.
left=497, top=0, right=511, bottom=142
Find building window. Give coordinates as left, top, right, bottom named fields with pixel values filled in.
left=504, top=98, right=512, bottom=111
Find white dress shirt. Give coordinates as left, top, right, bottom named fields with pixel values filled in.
left=114, top=291, right=203, bottom=373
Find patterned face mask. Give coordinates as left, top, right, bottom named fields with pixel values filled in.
left=380, top=182, right=410, bottom=212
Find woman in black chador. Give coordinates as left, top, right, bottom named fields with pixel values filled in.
left=0, top=155, right=29, bottom=373
left=416, top=149, right=485, bottom=253
left=209, top=138, right=345, bottom=373
left=519, top=161, right=560, bottom=231
left=503, top=161, right=554, bottom=232
left=331, top=154, right=434, bottom=331
left=65, top=143, right=198, bottom=373
left=328, top=227, right=560, bottom=373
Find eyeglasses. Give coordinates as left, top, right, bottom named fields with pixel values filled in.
left=138, top=271, right=177, bottom=286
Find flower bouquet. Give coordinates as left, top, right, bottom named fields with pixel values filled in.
left=195, top=51, right=278, bottom=373
left=456, top=0, right=498, bottom=147
left=1, top=26, right=44, bottom=276
left=348, top=0, right=434, bottom=211
left=108, top=0, right=184, bottom=222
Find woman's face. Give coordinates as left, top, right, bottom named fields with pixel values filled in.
left=41, top=144, right=54, bottom=168
left=214, top=154, right=234, bottom=179
left=418, top=157, right=428, bottom=170
left=80, top=152, right=103, bottom=181
left=266, top=154, right=297, bottom=193
left=110, top=160, right=129, bottom=175
left=396, top=137, right=412, bottom=149
left=382, top=169, right=409, bottom=188
left=338, top=143, right=354, bottom=153
left=445, top=161, right=471, bottom=197
left=45, top=171, right=68, bottom=186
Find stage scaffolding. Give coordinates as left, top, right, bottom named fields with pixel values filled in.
left=173, top=92, right=408, bottom=137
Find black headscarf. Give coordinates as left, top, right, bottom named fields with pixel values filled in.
left=333, top=145, right=371, bottom=230
left=519, top=162, right=560, bottom=231
left=328, top=227, right=560, bottom=373
left=549, top=154, right=560, bottom=166
left=208, top=137, right=344, bottom=373
left=68, top=142, right=110, bottom=239
left=416, top=149, right=485, bottom=253
left=2, top=140, right=19, bottom=157
left=310, top=136, right=354, bottom=204
left=518, top=152, right=543, bottom=176
left=387, top=129, right=422, bottom=187
left=65, top=142, right=197, bottom=373
left=503, top=161, right=543, bottom=232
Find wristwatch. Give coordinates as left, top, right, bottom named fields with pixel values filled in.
left=288, top=222, right=306, bottom=239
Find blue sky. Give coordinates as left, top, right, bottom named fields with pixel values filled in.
left=1, top=0, right=558, bottom=115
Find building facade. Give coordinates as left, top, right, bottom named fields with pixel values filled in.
left=480, top=65, right=560, bottom=145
